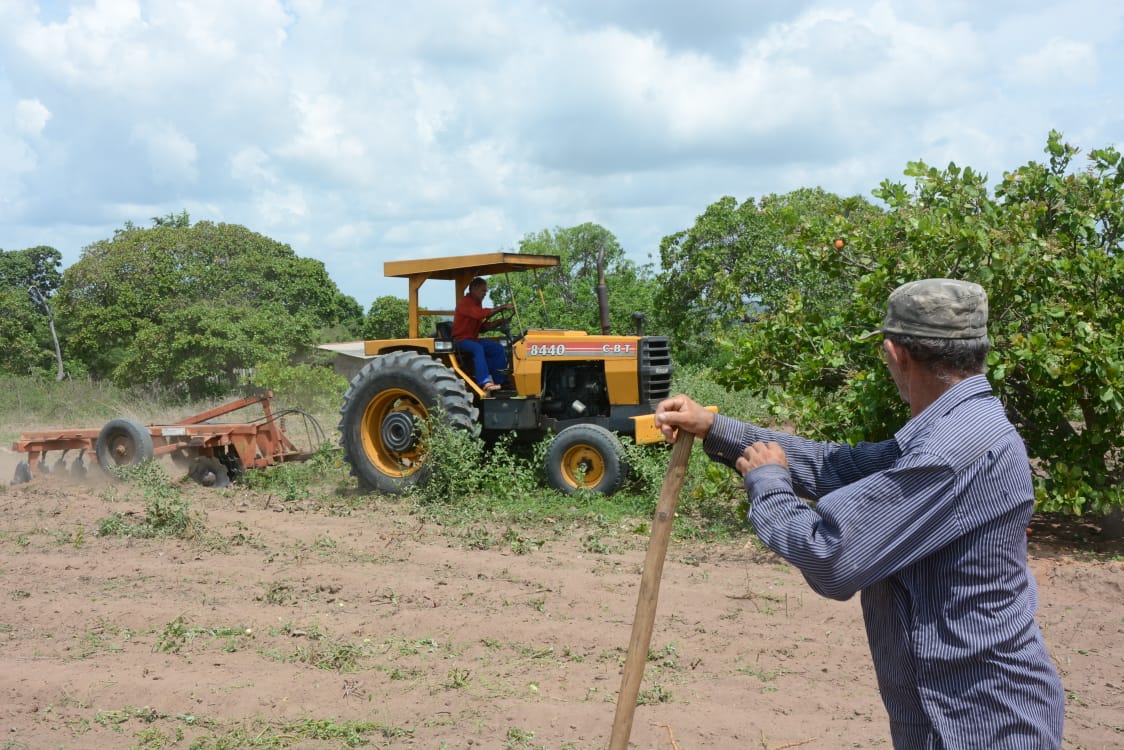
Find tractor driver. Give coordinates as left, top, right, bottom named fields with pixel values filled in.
left=453, top=277, right=514, bottom=393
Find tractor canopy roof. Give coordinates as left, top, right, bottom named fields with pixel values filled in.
left=385, top=252, right=559, bottom=282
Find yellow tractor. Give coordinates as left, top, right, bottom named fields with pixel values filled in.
left=337, top=252, right=673, bottom=495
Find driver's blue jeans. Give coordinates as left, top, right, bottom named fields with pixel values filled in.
left=455, top=338, right=508, bottom=387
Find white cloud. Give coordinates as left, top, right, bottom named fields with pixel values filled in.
left=278, top=90, right=369, bottom=183
left=254, top=185, right=307, bottom=226
left=1, top=98, right=42, bottom=216
left=229, top=146, right=276, bottom=185
left=0, top=0, right=1120, bottom=304
left=130, top=121, right=198, bottom=185
left=382, top=207, right=510, bottom=249
left=15, top=98, right=51, bottom=135
left=15, top=0, right=148, bottom=88
left=324, top=221, right=375, bottom=247
left=0, top=133, right=36, bottom=216
left=1005, top=38, right=1098, bottom=88
left=411, top=76, right=456, bottom=145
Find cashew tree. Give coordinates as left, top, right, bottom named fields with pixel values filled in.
left=714, top=132, right=1124, bottom=521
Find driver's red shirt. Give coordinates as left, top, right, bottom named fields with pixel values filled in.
left=452, top=293, right=495, bottom=341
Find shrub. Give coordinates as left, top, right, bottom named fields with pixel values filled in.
left=247, top=359, right=347, bottom=415
left=97, top=461, right=202, bottom=539
left=411, top=413, right=486, bottom=505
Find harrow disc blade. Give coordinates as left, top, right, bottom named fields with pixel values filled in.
left=12, top=461, right=32, bottom=484
left=187, top=456, right=231, bottom=488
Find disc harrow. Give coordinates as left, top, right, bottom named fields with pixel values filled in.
left=10, top=392, right=315, bottom=486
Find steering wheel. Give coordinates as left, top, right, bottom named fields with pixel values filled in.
left=486, top=312, right=519, bottom=342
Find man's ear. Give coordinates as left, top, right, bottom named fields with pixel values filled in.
left=884, top=339, right=910, bottom=371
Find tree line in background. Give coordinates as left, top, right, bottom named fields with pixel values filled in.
left=2, top=132, right=1121, bottom=518
left=3, top=211, right=364, bottom=398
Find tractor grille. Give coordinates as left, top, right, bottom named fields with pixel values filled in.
left=638, top=337, right=673, bottom=403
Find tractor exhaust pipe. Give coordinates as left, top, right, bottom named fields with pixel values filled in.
left=597, top=245, right=610, bottom=335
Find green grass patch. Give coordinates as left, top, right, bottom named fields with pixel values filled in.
left=240, top=442, right=351, bottom=498
left=82, top=707, right=408, bottom=749
left=154, top=615, right=253, bottom=655
left=96, top=461, right=204, bottom=540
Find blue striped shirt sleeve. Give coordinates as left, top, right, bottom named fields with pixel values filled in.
left=706, top=414, right=957, bottom=600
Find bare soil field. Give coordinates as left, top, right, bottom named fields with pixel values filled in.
left=0, top=456, right=1121, bottom=749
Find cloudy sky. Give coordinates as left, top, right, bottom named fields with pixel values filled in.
left=1, top=0, right=1121, bottom=308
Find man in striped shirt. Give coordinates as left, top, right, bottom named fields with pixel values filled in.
left=656, top=279, right=1064, bottom=749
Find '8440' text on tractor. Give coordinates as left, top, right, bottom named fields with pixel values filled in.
left=329, top=252, right=673, bottom=496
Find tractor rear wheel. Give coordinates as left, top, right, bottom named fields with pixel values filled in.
left=339, top=351, right=478, bottom=494
left=544, top=423, right=627, bottom=496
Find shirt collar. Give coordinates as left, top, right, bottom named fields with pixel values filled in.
left=894, top=374, right=993, bottom=453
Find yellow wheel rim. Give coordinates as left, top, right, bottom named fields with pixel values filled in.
left=560, top=443, right=605, bottom=489
left=360, top=388, right=429, bottom=477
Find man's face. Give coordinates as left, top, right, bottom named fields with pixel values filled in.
left=470, top=283, right=487, bottom=303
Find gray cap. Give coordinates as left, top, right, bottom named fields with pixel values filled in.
left=868, top=279, right=988, bottom=339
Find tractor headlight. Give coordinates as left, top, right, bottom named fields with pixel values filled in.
left=434, top=340, right=453, bottom=352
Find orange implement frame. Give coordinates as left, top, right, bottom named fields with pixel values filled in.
left=11, top=392, right=311, bottom=478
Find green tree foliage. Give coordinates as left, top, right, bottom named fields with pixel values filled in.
left=56, top=217, right=362, bottom=397
left=0, top=286, right=47, bottom=375
left=715, top=132, right=1124, bottom=516
left=987, top=135, right=1124, bottom=516
left=364, top=295, right=409, bottom=339
left=0, top=244, right=63, bottom=293
left=246, top=358, right=348, bottom=414
left=656, top=189, right=881, bottom=365
left=0, top=246, right=66, bottom=376
left=150, top=209, right=191, bottom=228
left=492, top=223, right=659, bottom=336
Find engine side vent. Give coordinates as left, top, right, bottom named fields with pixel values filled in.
left=638, top=337, right=673, bottom=403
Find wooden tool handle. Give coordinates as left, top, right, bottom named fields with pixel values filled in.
left=608, top=433, right=695, bottom=750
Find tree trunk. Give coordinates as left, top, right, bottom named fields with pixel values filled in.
left=48, top=317, right=65, bottom=381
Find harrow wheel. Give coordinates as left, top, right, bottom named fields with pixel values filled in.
left=339, top=351, right=478, bottom=494
left=95, top=418, right=155, bottom=476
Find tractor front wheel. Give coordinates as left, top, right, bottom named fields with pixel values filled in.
left=544, top=423, right=627, bottom=496
left=339, top=351, right=478, bottom=494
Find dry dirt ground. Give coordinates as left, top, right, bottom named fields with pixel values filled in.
left=0, top=454, right=1122, bottom=750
